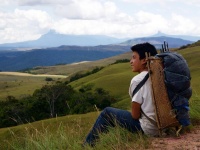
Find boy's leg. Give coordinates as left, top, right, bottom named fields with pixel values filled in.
left=83, top=107, right=142, bottom=146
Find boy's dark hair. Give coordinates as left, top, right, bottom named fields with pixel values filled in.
left=131, top=42, right=157, bottom=59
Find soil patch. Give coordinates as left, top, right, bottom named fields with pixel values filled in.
left=149, top=126, right=200, bottom=150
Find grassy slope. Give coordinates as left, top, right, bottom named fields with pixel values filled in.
left=0, top=52, right=131, bottom=100
left=70, top=63, right=136, bottom=100
left=0, top=112, right=148, bottom=150
left=0, top=112, right=99, bottom=149
left=0, top=47, right=199, bottom=149
left=178, top=46, right=200, bottom=122
left=69, top=46, right=200, bottom=110
left=29, top=52, right=131, bottom=76
left=0, top=75, right=63, bottom=100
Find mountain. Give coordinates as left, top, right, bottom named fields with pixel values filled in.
left=0, top=30, right=127, bottom=50
left=0, top=45, right=129, bottom=71
left=0, top=30, right=197, bottom=51
left=119, top=36, right=193, bottom=49
left=0, top=30, right=196, bottom=71
left=152, top=31, right=200, bottom=42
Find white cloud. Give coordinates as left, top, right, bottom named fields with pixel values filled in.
left=54, top=1, right=119, bottom=20
left=167, top=14, right=196, bottom=35
left=51, top=11, right=168, bottom=38
left=122, top=0, right=200, bottom=5
left=0, top=0, right=73, bottom=6
left=0, top=9, right=52, bottom=43
left=122, top=0, right=161, bottom=3
left=0, top=0, right=200, bottom=43
left=132, top=11, right=168, bottom=35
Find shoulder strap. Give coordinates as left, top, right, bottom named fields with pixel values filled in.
left=131, top=73, right=157, bottom=126
left=141, top=109, right=157, bottom=126
left=132, top=73, right=149, bottom=97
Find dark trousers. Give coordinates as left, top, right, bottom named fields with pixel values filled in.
left=84, top=107, right=142, bottom=146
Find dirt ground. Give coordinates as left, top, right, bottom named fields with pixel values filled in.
left=149, top=125, right=200, bottom=150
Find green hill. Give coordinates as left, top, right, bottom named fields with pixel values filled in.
left=0, top=46, right=200, bottom=149
left=179, top=40, right=200, bottom=49
left=69, top=62, right=135, bottom=109
left=0, top=52, right=131, bottom=100
left=0, top=73, right=64, bottom=100
left=69, top=46, right=200, bottom=109
left=29, top=52, right=131, bottom=76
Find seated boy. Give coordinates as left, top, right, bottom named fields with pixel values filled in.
left=83, top=42, right=159, bottom=147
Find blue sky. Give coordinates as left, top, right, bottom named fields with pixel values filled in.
left=0, top=0, right=200, bottom=44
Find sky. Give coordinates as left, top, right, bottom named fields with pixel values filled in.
left=0, top=0, right=200, bottom=44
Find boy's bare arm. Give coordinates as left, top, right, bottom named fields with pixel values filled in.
left=131, top=102, right=141, bottom=119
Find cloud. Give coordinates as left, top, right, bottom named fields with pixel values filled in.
left=0, top=0, right=200, bottom=44
left=54, top=1, right=119, bottom=20
left=122, top=0, right=161, bottom=3
left=168, top=14, right=196, bottom=35
left=51, top=11, right=167, bottom=38
left=0, top=0, right=73, bottom=6
left=0, top=9, right=52, bottom=43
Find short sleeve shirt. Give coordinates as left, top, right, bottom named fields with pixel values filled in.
left=129, top=71, right=159, bottom=136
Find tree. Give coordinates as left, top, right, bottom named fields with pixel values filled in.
left=33, top=82, right=75, bottom=118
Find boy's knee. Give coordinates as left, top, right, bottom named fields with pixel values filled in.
left=102, top=107, right=113, bottom=114
left=101, top=107, right=117, bottom=119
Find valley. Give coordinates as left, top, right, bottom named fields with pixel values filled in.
left=0, top=44, right=199, bottom=149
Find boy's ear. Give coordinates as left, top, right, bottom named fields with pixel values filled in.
left=141, top=58, right=147, bottom=64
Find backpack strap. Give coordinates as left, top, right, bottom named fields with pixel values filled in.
left=132, top=73, right=157, bottom=126
left=131, top=73, right=149, bottom=97
left=141, top=109, right=157, bottom=126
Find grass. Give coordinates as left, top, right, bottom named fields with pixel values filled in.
left=178, top=46, right=200, bottom=123
left=0, top=112, right=97, bottom=149
left=0, top=112, right=150, bottom=150
left=0, top=52, right=131, bottom=101
left=29, top=52, right=131, bottom=76
left=69, top=46, right=200, bottom=110
left=70, top=62, right=136, bottom=106
left=0, top=74, right=64, bottom=100
left=0, top=46, right=199, bottom=149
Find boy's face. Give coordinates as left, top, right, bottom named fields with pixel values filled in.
left=130, top=51, right=147, bottom=73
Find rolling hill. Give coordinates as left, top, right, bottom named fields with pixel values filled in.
left=26, top=45, right=200, bottom=111
left=0, top=45, right=199, bottom=149
left=0, top=46, right=200, bottom=149
left=68, top=46, right=200, bottom=109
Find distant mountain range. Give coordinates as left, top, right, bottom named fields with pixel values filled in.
left=0, top=30, right=127, bottom=50
left=119, top=36, right=193, bottom=49
left=152, top=31, right=200, bottom=42
left=0, top=30, right=198, bottom=71
left=0, top=30, right=199, bottom=50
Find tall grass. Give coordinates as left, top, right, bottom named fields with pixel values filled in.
left=4, top=120, right=150, bottom=150
left=0, top=47, right=199, bottom=149
left=7, top=122, right=82, bottom=150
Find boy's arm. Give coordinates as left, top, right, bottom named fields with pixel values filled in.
left=131, top=102, right=141, bottom=119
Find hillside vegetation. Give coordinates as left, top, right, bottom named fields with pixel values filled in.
left=179, top=40, right=200, bottom=49
left=69, top=46, right=200, bottom=110
left=0, top=52, right=131, bottom=100
left=29, top=52, right=131, bottom=75
left=0, top=73, right=64, bottom=100
left=0, top=46, right=199, bottom=149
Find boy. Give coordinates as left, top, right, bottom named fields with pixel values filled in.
left=83, top=42, right=158, bottom=147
